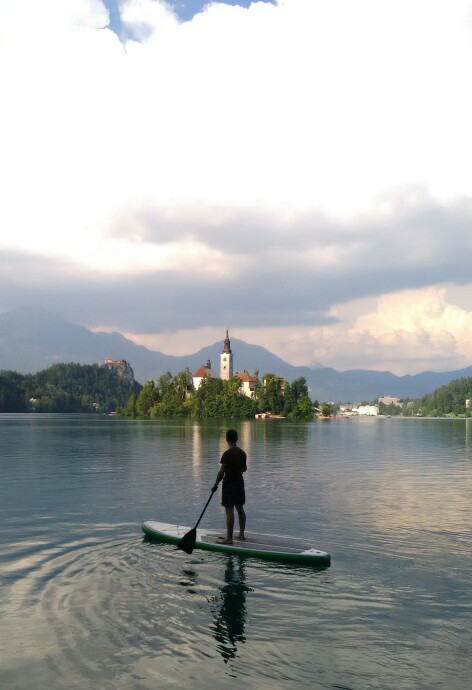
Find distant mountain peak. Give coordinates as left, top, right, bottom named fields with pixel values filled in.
left=1, top=306, right=470, bottom=400
left=308, top=359, right=326, bottom=370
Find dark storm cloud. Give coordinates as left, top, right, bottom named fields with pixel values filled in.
left=0, top=252, right=337, bottom=331
left=1, top=191, right=471, bottom=333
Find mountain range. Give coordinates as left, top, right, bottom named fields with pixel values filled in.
left=1, top=306, right=471, bottom=402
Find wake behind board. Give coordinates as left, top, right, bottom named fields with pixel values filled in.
left=142, top=521, right=331, bottom=566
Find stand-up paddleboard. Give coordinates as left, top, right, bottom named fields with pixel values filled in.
left=142, top=521, right=331, bottom=566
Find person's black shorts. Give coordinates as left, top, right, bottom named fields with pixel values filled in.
left=221, top=477, right=245, bottom=507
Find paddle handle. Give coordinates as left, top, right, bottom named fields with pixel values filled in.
left=194, top=488, right=216, bottom=530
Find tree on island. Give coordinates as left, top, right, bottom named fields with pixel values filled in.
left=119, top=370, right=315, bottom=420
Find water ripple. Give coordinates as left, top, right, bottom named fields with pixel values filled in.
left=2, top=416, right=472, bottom=689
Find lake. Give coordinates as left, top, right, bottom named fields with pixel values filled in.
left=1, top=414, right=471, bottom=689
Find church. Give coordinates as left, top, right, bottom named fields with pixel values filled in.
left=192, top=331, right=258, bottom=399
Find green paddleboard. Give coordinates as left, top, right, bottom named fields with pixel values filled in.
left=142, top=521, right=331, bottom=566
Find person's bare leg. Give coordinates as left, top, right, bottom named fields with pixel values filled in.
left=219, top=506, right=234, bottom=544
left=236, top=505, right=246, bottom=540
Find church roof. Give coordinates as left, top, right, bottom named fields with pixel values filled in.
left=236, top=371, right=258, bottom=383
left=193, top=365, right=215, bottom=378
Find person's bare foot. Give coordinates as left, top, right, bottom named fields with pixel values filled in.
left=217, top=537, right=233, bottom=544
left=236, top=534, right=245, bottom=540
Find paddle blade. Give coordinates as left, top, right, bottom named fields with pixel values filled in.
left=177, top=527, right=197, bottom=554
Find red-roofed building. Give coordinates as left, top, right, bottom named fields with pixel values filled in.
left=236, top=371, right=258, bottom=399
left=192, top=360, right=216, bottom=389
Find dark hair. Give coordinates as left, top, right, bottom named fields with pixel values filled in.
left=226, top=429, right=238, bottom=444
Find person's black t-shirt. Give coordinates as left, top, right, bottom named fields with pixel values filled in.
left=220, top=446, right=247, bottom=506
left=220, top=446, right=247, bottom=477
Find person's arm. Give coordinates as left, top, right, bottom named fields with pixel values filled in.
left=212, top=466, right=225, bottom=492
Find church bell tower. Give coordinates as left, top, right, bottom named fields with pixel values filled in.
left=220, top=329, right=233, bottom=380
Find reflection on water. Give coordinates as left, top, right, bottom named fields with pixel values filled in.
left=1, top=415, right=472, bottom=689
left=211, top=557, right=248, bottom=663
left=178, top=555, right=249, bottom=665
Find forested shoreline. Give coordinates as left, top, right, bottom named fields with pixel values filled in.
left=1, top=363, right=470, bottom=419
left=378, top=377, right=472, bottom=417
left=0, top=364, right=315, bottom=419
left=0, top=363, right=141, bottom=413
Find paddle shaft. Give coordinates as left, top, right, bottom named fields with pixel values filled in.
left=194, top=488, right=216, bottom=530
left=177, top=488, right=217, bottom=553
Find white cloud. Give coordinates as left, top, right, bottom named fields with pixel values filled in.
left=287, top=287, right=472, bottom=373
left=0, top=0, right=471, bottom=373
left=2, top=1, right=472, bottom=257
left=121, top=285, right=472, bottom=374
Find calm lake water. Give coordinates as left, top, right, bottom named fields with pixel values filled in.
left=1, top=414, right=471, bottom=689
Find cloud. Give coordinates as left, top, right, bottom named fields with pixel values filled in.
left=0, top=0, right=471, bottom=373
left=1, top=190, right=472, bottom=335
left=2, top=1, right=472, bottom=240
left=298, top=287, right=472, bottom=374
left=118, top=285, right=472, bottom=375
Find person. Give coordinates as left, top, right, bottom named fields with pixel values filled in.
left=212, top=429, right=247, bottom=544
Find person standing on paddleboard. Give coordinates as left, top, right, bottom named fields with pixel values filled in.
left=212, top=429, right=247, bottom=545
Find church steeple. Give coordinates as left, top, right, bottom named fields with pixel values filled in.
left=223, top=329, right=231, bottom=354
left=220, top=329, right=233, bottom=380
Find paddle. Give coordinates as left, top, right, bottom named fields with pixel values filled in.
left=177, top=487, right=217, bottom=554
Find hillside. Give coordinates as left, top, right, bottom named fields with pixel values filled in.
left=0, top=362, right=141, bottom=413
left=411, top=377, right=472, bottom=416
left=1, top=307, right=471, bottom=402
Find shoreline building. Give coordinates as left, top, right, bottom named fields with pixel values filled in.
left=353, top=404, right=379, bottom=416
left=378, top=396, right=402, bottom=408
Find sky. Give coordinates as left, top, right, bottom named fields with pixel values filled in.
left=0, top=0, right=471, bottom=375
